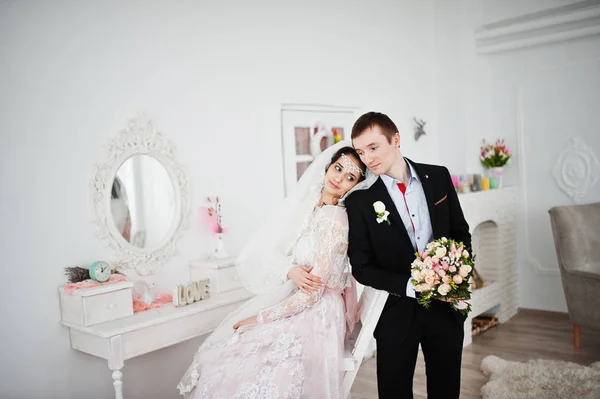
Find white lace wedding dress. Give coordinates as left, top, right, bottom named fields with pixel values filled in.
left=177, top=205, right=354, bottom=398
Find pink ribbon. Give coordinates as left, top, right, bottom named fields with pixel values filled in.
left=63, top=274, right=127, bottom=294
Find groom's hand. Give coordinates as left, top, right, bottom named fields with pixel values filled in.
left=288, top=266, right=323, bottom=293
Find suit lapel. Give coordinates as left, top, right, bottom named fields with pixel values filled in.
left=408, top=159, right=438, bottom=238
left=371, top=178, right=414, bottom=250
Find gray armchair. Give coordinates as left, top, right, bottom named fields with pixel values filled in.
left=548, top=202, right=600, bottom=349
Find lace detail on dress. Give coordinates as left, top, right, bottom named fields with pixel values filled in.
left=325, top=272, right=352, bottom=289
left=257, top=207, right=349, bottom=323
left=178, top=206, right=350, bottom=398
left=177, top=318, right=306, bottom=398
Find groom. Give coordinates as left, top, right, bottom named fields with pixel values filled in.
left=345, top=112, right=471, bottom=399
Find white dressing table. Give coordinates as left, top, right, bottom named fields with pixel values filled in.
left=61, top=287, right=252, bottom=399
left=64, top=113, right=253, bottom=398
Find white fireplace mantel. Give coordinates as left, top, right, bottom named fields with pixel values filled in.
left=458, top=187, right=519, bottom=345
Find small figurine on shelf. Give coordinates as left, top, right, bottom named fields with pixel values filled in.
left=132, top=280, right=174, bottom=313
left=133, top=281, right=156, bottom=306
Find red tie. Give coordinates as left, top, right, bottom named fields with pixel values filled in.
left=397, top=182, right=406, bottom=195
left=397, top=182, right=417, bottom=251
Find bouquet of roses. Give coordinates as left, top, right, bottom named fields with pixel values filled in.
left=410, top=237, right=474, bottom=316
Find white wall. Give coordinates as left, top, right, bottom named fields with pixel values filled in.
left=433, top=0, right=487, bottom=175
left=0, top=1, right=440, bottom=398
left=432, top=0, right=600, bottom=312
left=489, top=37, right=600, bottom=312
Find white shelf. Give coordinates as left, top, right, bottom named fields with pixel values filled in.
left=470, top=281, right=503, bottom=317
left=61, top=287, right=253, bottom=338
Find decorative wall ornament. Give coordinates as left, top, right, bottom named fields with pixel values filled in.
left=552, top=137, right=599, bottom=203
left=91, top=112, right=190, bottom=275
left=413, top=117, right=427, bottom=141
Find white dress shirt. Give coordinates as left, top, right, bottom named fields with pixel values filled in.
left=380, top=159, right=433, bottom=298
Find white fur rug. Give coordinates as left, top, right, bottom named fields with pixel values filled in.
left=480, top=355, right=600, bottom=399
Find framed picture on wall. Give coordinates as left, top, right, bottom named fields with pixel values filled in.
left=281, top=104, right=360, bottom=196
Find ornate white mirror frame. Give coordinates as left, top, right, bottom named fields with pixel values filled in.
left=91, top=112, right=190, bottom=275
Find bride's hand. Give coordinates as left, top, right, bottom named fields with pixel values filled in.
left=287, top=266, right=323, bottom=293
left=437, top=297, right=464, bottom=303
left=233, top=315, right=258, bottom=331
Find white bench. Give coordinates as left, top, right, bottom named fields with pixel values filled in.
left=342, top=285, right=389, bottom=398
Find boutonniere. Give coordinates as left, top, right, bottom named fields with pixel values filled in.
left=373, top=201, right=391, bottom=225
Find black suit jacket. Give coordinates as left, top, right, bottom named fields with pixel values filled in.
left=345, top=160, right=471, bottom=337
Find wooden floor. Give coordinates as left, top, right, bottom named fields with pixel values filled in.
left=350, top=309, right=600, bottom=398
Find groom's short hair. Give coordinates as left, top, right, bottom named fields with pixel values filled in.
left=351, top=112, right=399, bottom=144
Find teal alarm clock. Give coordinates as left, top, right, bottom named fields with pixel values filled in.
left=89, top=261, right=112, bottom=282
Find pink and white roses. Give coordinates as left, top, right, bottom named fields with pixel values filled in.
left=410, top=237, right=475, bottom=316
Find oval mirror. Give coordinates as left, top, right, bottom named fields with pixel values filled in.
left=110, top=154, right=176, bottom=249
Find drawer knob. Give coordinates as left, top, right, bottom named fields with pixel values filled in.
left=107, top=303, right=116, bottom=310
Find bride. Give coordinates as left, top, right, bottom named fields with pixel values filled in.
left=178, top=141, right=373, bottom=398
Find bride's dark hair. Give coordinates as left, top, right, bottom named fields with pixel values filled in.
left=327, top=146, right=367, bottom=182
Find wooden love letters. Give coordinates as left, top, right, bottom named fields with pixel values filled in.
left=173, top=279, right=210, bottom=307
